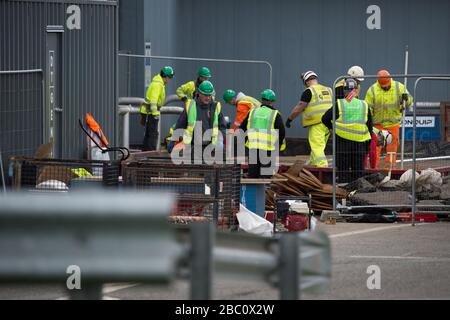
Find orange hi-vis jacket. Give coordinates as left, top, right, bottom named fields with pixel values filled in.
left=86, top=112, right=109, bottom=148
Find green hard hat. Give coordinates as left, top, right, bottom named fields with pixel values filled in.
left=261, top=89, right=276, bottom=102
left=198, top=67, right=211, bottom=78
left=198, top=80, right=215, bottom=96
left=223, top=89, right=236, bottom=104
left=161, top=66, right=174, bottom=78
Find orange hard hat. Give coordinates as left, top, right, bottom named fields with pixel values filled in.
left=377, top=70, right=392, bottom=86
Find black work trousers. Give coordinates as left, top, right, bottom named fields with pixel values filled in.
left=142, top=115, right=159, bottom=151
left=336, top=136, right=370, bottom=183
left=248, top=149, right=273, bottom=179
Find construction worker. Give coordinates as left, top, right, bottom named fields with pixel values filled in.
left=365, top=70, right=413, bottom=169
left=240, top=89, right=286, bottom=178
left=176, top=67, right=212, bottom=102
left=140, top=66, right=174, bottom=151
left=367, top=127, right=393, bottom=169
left=172, top=81, right=226, bottom=163
left=223, top=89, right=261, bottom=131
left=335, top=66, right=365, bottom=100
left=286, top=71, right=333, bottom=167
left=322, top=79, right=373, bottom=183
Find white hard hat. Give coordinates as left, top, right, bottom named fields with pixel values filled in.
left=381, top=130, right=393, bottom=145
left=347, top=66, right=365, bottom=82
left=301, top=70, right=318, bottom=84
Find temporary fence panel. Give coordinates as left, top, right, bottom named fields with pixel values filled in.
left=330, top=74, right=450, bottom=225
left=0, top=70, right=44, bottom=177
left=411, top=77, right=450, bottom=225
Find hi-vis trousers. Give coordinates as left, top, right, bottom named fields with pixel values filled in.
left=308, top=123, right=330, bottom=167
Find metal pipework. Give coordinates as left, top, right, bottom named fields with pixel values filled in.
left=118, top=96, right=184, bottom=150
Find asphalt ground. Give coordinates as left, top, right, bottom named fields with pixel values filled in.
left=1, top=221, right=449, bottom=300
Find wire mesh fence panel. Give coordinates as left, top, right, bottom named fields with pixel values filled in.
left=0, top=71, right=43, bottom=183
left=411, top=82, right=450, bottom=219
left=332, top=75, right=450, bottom=222
left=10, top=157, right=120, bottom=192
left=122, top=161, right=241, bottom=229
left=333, top=86, right=412, bottom=218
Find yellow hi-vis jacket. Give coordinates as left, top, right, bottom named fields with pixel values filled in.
left=176, top=80, right=215, bottom=100
left=140, top=74, right=166, bottom=116
left=335, top=98, right=371, bottom=142
left=246, top=106, right=286, bottom=151
left=365, top=80, right=413, bottom=127
left=176, top=80, right=196, bottom=100
left=302, top=84, right=333, bottom=128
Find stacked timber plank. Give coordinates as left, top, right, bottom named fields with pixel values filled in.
left=266, top=162, right=348, bottom=212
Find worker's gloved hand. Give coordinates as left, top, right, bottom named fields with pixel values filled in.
left=401, top=93, right=408, bottom=103
left=285, top=118, right=292, bottom=128
left=180, top=96, right=187, bottom=102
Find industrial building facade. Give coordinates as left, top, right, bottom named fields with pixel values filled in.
left=121, top=0, right=450, bottom=144
left=0, top=0, right=118, bottom=163
left=1, top=0, right=450, bottom=164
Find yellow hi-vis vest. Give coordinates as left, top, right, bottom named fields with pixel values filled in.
left=302, top=84, right=333, bottom=127
left=182, top=99, right=222, bottom=145
left=365, top=80, right=413, bottom=127
left=140, top=74, right=166, bottom=116
left=167, top=101, right=192, bottom=143
left=246, top=106, right=286, bottom=151
left=335, top=98, right=371, bottom=142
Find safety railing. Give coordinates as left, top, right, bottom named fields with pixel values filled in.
left=118, top=53, right=273, bottom=89
left=118, top=95, right=184, bottom=151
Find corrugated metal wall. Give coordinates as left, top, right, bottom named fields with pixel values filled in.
left=136, top=0, right=450, bottom=139
left=0, top=0, right=117, bottom=159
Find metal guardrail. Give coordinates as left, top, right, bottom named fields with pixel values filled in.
left=177, top=223, right=331, bottom=300
left=118, top=95, right=184, bottom=150
left=0, top=191, right=331, bottom=300
left=0, top=191, right=179, bottom=300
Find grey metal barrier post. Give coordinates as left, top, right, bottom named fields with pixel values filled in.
left=0, top=191, right=179, bottom=300
left=278, top=233, right=299, bottom=300
left=190, top=222, right=214, bottom=300
left=412, top=76, right=450, bottom=226
left=0, top=150, right=6, bottom=194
